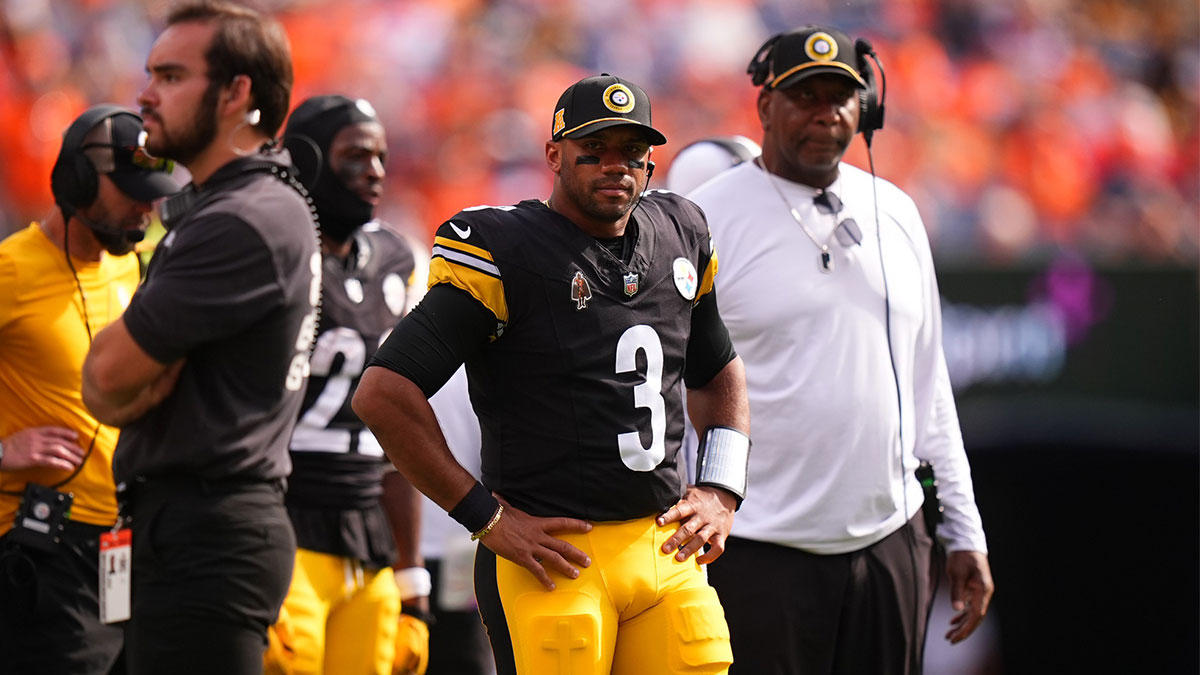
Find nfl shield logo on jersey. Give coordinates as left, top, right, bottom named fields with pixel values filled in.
left=623, top=271, right=639, bottom=297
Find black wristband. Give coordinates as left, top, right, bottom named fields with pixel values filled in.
left=448, top=481, right=499, bottom=534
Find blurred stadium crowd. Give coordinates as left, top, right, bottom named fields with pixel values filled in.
left=0, top=0, right=1196, bottom=265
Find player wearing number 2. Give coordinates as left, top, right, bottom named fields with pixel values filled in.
left=353, top=74, right=750, bottom=675
left=267, top=95, right=429, bottom=675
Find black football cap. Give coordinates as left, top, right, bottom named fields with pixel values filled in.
left=765, top=25, right=867, bottom=90
left=86, top=111, right=178, bottom=202
left=551, top=73, right=667, bottom=146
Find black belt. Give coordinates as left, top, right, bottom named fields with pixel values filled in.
left=61, top=519, right=115, bottom=540
left=121, top=474, right=286, bottom=499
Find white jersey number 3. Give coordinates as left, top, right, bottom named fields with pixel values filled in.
left=615, top=324, right=666, bottom=471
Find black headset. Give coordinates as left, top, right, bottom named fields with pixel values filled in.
left=746, top=33, right=887, bottom=146
left=50, top=104, right=141, bottom=217
left=282, top=133, right=325, bottom=189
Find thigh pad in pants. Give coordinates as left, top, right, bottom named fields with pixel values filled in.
left=510, top=589, right=606, bottom=675
left=613, top=585, right=732, bottom=675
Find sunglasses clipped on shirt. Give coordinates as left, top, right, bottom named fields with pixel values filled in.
left=814, top=190, right=862, bottom=248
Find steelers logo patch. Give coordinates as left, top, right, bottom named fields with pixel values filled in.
left=382, top=272, right=407, bottom=316
left=804, top=32, right=839, bottom=62
left=673, top=257, right=698, bottom=300
left=603, top=83, right=636, bottom=113
left=344, top=277, right=364, bottom=304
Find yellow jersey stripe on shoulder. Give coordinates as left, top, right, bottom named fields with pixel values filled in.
left=429, top=242, right=508, bottom=325
left=697, top=238, right=718, bottom=302
left=433, top=235, right=495, bottom=263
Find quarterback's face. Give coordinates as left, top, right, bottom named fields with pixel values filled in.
left=554, top=127, right=652, bottom=225
left=759, top=73, right=860, bottom=186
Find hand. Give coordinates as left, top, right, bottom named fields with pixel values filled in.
left=128, top=359, right=185, bottom=421
left=393, top=611, right=430, bottom=675
left=0, top=427, right=87, bottom=472
left=478, top=495, right=592, bottom=591
left=656, top=485, right=737, bottom=564
left=945, top=550, right=994, bottom=644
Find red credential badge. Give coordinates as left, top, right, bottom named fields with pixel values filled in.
left=99, top=528, right=132, bottom=623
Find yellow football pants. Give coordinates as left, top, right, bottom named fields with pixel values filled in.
left=487, top=517, right=732, bottom=675
left=269, top=548, right=400, bottom=675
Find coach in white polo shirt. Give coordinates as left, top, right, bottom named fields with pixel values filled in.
left=690, top=24, right=993, bottom=674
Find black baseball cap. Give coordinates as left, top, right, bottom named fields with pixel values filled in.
left=763, top=25, right=868, bottom=90
left=551, top=73, right=667, bottom=146
left=81, top=111, right=178, bottom=202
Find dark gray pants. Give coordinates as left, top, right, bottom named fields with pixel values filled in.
left=122, top=477, right=295, bottom=675
left=709, top=513, right=935, bottom=675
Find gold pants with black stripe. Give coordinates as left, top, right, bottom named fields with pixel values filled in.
left=476, top=516, right=732, bottom=675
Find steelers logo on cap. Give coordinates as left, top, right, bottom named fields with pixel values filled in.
left=804, top=32, right=839, bottom=62
left=603, top=83, right=636, bottom=114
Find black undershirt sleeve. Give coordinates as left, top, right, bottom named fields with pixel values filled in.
left=368, top=284, right=495, bottom=398
left=684, top=287, right=738, bottom=389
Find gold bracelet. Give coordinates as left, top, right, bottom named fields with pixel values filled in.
left=470, top=504, right=504, bottom=541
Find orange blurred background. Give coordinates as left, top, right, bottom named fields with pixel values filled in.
left=0, top=0, right=1196, bottom=266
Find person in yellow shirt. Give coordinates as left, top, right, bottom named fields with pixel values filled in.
left=0, top=104, right=177, bottom=674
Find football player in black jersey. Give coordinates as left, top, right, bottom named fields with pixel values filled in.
left=265, top=95, right=429, bottom=675
left=354, top=74, right=750, bottom=675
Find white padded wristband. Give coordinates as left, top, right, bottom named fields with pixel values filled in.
left=393, top=566, right=432, bottom=600
left=695, top=426, right=751, bottom=503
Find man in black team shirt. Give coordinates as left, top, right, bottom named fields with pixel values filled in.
left=265, top=94, right=429, bottom=675
left=81, top=2, right=319, bottom=673
left=353, top=73, right=750, bottom=675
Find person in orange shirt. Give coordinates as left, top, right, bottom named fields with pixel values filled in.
left=0, top=104, right=176, bottom=674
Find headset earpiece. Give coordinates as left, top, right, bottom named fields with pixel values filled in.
left=854, top=37, right=886, bottom=146
left=283, top=134, right=324, bottom=189
left=746, top=34, right=782, bottom=87
left=50, top=104, right=137, bottom=216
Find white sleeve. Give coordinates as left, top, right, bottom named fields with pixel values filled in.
left=909, top=209, right=989, bottom=554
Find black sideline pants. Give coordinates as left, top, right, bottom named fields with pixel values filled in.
left=121, top=477, right=295, bottom=675
left=709, top=513, right=935, bottom=675
left=0, top=521, right=125, bottom=674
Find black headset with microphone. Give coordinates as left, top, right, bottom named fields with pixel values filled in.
left=50, top=104, right=149, bottom=243
left=746, top=34, right=887, bottom=147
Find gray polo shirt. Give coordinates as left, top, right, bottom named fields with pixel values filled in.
left=113, top=153, right=320, bottom=484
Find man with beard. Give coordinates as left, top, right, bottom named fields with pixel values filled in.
left=689, top=25, right=993, bottom=674
left=264, top=94, right=429, bottom=675
left=352, top=74, right=750, bottom=675
left=81, top=2, right=319, bottom=673
left=0, top=104, right=176, bottom=674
